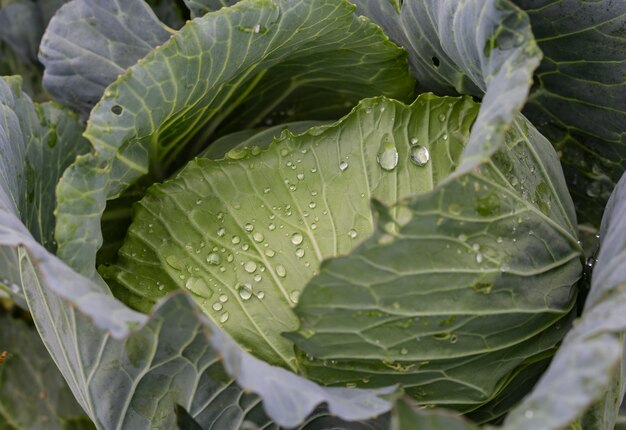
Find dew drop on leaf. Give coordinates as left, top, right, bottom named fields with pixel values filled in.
left=244, top=261, right=257, bottom=273
left=219, top=312, right=230, bottom=323
left=295, top=248, right=305, bottom=258
left=348, top=229, right=358, bottom=239
left=253, top=232, right=264, bottom=243
left=212, top=302, right=223, bottom=311
left=410, top=145, right=430, bottom=166
left=231, top=235, right=241, bottom=244
left=291, top=232, right=304, bottom=245
left=276, top=264, right=287, bottom=277
left=377, top=137, right=399, bottom=171
left=244, top=223, right=254, bottom=232
left=339, top=161, right=349, bottom=171
left=238, top=284, right=252, bottom=300
left=206, top=252, right=221, bottom=265
left=219, top=294, right=228, bottom=303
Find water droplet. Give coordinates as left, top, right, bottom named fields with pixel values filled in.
left=475, top=253, right=483, bottom=263
left=410, top=137, right=419, bottom=145
left=253, top=232, right=264, bottom=243
left=442, top=134, right=448, bottom=141
left=212, top=302, right=223, bottom=311
left=377, top=138, right=399, bottom=171
left=256, top=291, right=265, bottom=299
left=231, top=236, right=241, bottom=244
left=297, top=173, right=305, bottom=180
left=410, top=145, right=430, bottom=166
left=308, top=202, right=316, bottom=209
left=263, top=186, right=271, bottom=194
left=238, top=284, right=252, bottom=300
left=438, top=113, right=446, bottom=122
left=165, top=255, right=181, bottom=270
left=348, top=229, right=358, bottom=239
left=291, top=232, right=304, bottom=245
left=265, top=249, right=276, bottom=257
left=219, top=312, right=230, bottom=323
left=339, top=161, right=349, bottom=171
left=242, top=243, right=249, bottom=251
left=219, top=294, right=228, bottom=303
left=244, top=261, right=257, bottom=273
left=206, top=252, right=221, bottom=265
left=290, top=290, right=300, bottom=303
left=295, top=248, right=305, bottom=258
left=276, top=264, right=287, bottom=277
left=400, top=348, right=408, bottom=355
left=268, top=223, right=276, bottom=231
left=244, top=223, right=254, bottom=232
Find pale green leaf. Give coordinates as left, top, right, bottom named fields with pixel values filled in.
left=102, top=94, right=478, bottom=369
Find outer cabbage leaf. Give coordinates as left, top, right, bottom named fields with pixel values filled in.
left=0, top=0, right=67, bottom=100
left=350, top=0, right=542, bottom=174
left=183, top=0, right=238, bottom=17
left=102, top=95, right=479, bottom=369
left=514, top=0, right=626, bottom=226
left=390, top=398, right=479, bottom=430
left=54, top=0, right=414, bottom=280
left=0, top=76, right=89, bottom=306
left=0, top=314, right=94, bottom=430
left=0, top=76, right=398, bottom=430
left=39, top=0, right=172, bottom=114
left=502, top=171, right=626, bottom=429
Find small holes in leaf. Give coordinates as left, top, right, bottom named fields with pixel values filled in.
left=111, top=105, right=123, bottom=115
left=431, top=56, right=440, bottom=67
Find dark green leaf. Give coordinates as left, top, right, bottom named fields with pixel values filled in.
left=0, top=314, right=94, bottom=430
left=502, top=171, right=626, bottom=429
left=514, top=0, right=626, bottom=226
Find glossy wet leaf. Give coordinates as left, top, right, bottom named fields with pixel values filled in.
left=103, top=95, right=478, bottom=369
left=287, top=112, right=582, bottom=413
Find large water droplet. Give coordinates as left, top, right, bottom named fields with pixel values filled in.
left=219, top=294, right=228, bottom=303
left=253, top=232, right=264, bottom=243
left=165, top=255, right=181, bottom=270
left=206, top=252, right=221, bottom=265
left=410, top=145, right=430, bottom=166
left=238, top=284, right=252, bottom=300
left=291, top=232, right=303, bottom=245
left=295, top=248, right=305, bottom=258
left=244, top=261, right=257, bottom=273
left=276, top=264, right=287, bottom=277
left=377, top=138, right=399, bottom=171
